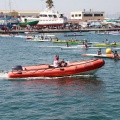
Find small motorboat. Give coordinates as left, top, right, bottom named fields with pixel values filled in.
left=93, top=43, right=120, bottom=47
left=82, top=53, right=120, bottom=59
left=26, top=38, right=51, bottom=42
left=8, top=59, right=105, bottom=78
left=53, top=40, right=85, bottom=45
left=60, top=45, right=105, bottom=50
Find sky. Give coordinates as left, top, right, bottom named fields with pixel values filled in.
left=0, top=0, right=120, bottom=18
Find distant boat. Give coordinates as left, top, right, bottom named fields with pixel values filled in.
left=20, top=1, right=68, bottom=28
left=82, top=53, right=120, bottom=60
left=26, top=35, right=53, bottom=42
left=26, top=38, right=52, bottom=42
left=26, top=34, right=55, bottom=40
left=93, top=43, right=120, bottom=47
left=53, top=39, right=85, bottom=45
left=19, top=19, right=39, bottom=27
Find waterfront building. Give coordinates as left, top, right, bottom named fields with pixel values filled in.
left=0, top=10, right=40, bottom=17
left=70, top=9, right=105, bottom=23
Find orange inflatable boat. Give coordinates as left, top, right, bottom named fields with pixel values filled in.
left=8, top=59, right=105, bottom=78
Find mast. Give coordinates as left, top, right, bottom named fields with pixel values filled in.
left=9, top=0, right=11, bottom=13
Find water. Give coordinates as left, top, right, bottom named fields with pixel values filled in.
left=0, top=32, right=120, bottom=120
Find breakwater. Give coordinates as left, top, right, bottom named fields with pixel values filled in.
left=0, top=28, right=120, bottom=34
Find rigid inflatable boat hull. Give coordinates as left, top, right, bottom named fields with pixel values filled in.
left=8, top=59, right=105, bottom=78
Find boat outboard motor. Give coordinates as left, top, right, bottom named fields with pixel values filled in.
left=12, top=65, right=23, bottom=71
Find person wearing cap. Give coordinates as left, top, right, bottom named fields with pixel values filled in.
left=113, top=41, right=116, bottom=45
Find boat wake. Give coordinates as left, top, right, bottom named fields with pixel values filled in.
left=0, top=71, right=8, bottom=79
left=8, top=75, right=95, bottom=81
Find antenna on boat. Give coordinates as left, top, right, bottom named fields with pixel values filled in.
left=9, top=0, right=12, bottom=13
left=41, top=0, right=44, bottom=10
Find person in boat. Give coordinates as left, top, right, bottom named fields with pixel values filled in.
left=53, top=55, right=67, bottom=67
left=54, top=37, right=58, bottom=41
left=50, top=37, right=52, bottom=41
left=84, top=43, right=88, bottom=49
left=71, top=38, right=75, bottom=42
left=97, top=48, right=102, bottom=55
left=66, top=41, right=69, bottom=47
left=105, top=39, right=110, bottom=44
left=112, top=50, right=119, bottom=59
left=83, top=39, right=87, bottom=44
left=53, top=55, right=60, bottom=67
left=83, top=41, right=88, bottom=49
left=113, top=41, right=116, bottom=45
left=74, top=38, right=77, bottom=41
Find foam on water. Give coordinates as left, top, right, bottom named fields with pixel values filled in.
left=0, top=72, right=8, bottom=79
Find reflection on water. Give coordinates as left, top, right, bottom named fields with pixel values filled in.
left=9, top=75, right=102, bottom=84
left=10, top=75, right=105, bottom=93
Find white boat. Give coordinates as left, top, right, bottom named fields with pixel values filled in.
left=82, top=54, right=110, bottom=58
left=14, top=35, right=27, bottom=38
left=61, top=45, right=106, bottom=50
left=26, top=39, right=51, bottom=42
left=82, top=53, right=120, bottom=60
left=39, top=45, right=65, bottom=48
left=0, top=34, right=14, bottom=37
left=109, top=31, right=120, bottom=35
left=97, top=30, right=120, bottom=35
left=26, top=34, right=55, bottom=40
left=26, top=35, right=54, bottom=41
left=20, top=5, right=68, bottom=28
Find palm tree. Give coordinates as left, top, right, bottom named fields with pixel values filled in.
left=46, top=0, right=54, bottom=9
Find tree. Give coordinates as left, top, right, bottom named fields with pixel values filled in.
left=46, top=0, right=54, bottom=9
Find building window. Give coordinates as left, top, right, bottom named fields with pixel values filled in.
left=94, top=14, right=103, bottom=16
left=75, top=14, right=78, bottom=17
left=79, top=14, right=81, bottom=17
left=40, top=14, right=47, bottom=17
left=49, top=15, right=52, bottom=17
left=71, top=14, right=74, bottom=17
left=84, top=14, right=92, bottom=17
left=53, top=15, right=57, bottom=18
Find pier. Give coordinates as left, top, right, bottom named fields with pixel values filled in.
left=0, top=28, right=120, bottom=34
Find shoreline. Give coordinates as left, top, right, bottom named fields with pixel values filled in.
left=0, top=28, right=120, bottom=34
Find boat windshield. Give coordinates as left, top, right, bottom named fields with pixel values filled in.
left=40, top=14, right=47, bottom=17
left=48, top=15, right=53, bottom=17
left=53, top=15, right=57, bottom=18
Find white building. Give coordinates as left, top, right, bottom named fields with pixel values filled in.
left=70, top=9, right=105, bottom=22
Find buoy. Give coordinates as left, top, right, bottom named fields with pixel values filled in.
left=106, top=48, right=112, bottom=54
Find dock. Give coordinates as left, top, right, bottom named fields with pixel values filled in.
left=0, top=28, right=120, bottom=34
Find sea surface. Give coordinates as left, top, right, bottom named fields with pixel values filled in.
left=0, top=32, right=120, bottom=120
